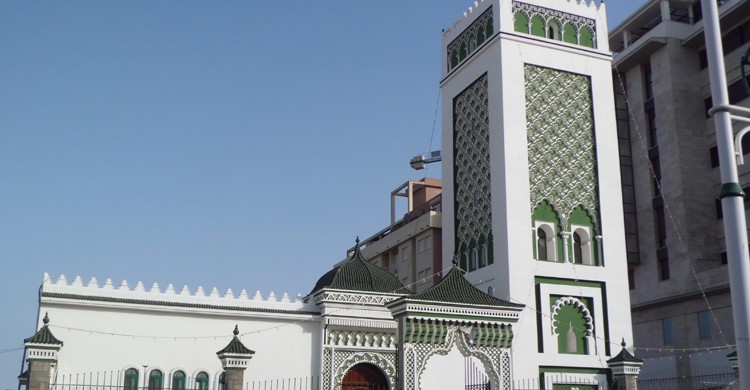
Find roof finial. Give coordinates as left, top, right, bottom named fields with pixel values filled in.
left=43, top=312, right=50, bottom=325
left=233, top=325, right=239, bottom=336
left=355, top=236, right=360, bottom=246
left=452, top=256, right=459, bottom=267
left=621, top=338, right=626, bottom=348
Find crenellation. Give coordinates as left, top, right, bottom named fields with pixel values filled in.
left=40, top=273, right=309, bottom=310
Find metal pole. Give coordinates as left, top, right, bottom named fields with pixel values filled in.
left=702, top=0, right=750, bottom=387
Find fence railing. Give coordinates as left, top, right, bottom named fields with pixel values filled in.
left=512, top=375, right=600, bottom=390
left=637, top=372, right=738, bottom=390
left=50, top=373, right=322, bottom=390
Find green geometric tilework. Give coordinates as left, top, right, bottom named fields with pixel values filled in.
left=453, top=73, right=492, bottom=257
left=525, top=65, right=599, bottom=229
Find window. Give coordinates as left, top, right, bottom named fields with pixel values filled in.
left=219, top=373, right=226, bottom=390
left=662, top=317, right=674, bottom=345
left=536, top=223, right=556, bottom=261
left=573, top=232, right=583, bottom=264
left=658, top=254, right=670, bottom=281
left=479, top=244, right=488, bottom=268
left=487, top=286, right=495, bottom=296
left=537, top=227, right=548, bottom=260
left=424, top=235, right=431, bottom=251
left=698, top=311, right=712, bottom=339
left=196, top=372, right=209, bottom=390
left=571, top=227, right=593, bottom=265
left=148, top=370, right=163, bottom=390
left=172, top=371, right=186, bottom=390
left=417, top=238, right=425, bottom=253
left=401, top=246, right=409, bottom=262
left=469, top=248, right=478, bottom=271
left=124, top=369, right=139, bottom=390
left=628, top=268, right=635, bottom=290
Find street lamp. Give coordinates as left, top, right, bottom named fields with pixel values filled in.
left=702, top=1, right=750, bottom=388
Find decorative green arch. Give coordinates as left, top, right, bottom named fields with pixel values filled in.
left=579, top=27, right=595, bottom=48
left=514, top=12, right=529, bottom=34
left=562, top=23, right=577, bottom=45
left=530, top=15, right=545, bottom=37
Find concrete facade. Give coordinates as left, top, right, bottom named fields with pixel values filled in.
left=610, top=0, right=750, bottom=380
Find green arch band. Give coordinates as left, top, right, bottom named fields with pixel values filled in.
left=719, top=182, right=746, bottom=199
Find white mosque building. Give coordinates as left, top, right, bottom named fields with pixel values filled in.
left=19, top=1, right=641, bottom=389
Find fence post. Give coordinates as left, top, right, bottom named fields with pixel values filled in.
left=606, top=340, right=643, bottom=390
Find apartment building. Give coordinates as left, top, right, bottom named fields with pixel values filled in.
left=611, top=0, right=750, bottom=379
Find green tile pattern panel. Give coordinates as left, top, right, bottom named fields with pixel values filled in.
left=525, top=65, right=599, bottom=229
left=453, top=73, right=492, bottom=260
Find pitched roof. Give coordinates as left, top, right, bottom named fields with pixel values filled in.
left=24, top=313, right=63, bottom=346
left=407, top=265, right=523, bottom=308
left=310, top=239, right=411, bottom=295
left=607, top=340, right=643, bottom=364
left=216, top=325, right=255, bottom=356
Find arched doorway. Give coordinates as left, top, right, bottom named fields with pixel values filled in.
left=341, top=363, right=388, bottom=390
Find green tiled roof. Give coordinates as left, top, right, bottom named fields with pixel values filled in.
left=311, top=239, right=411, bottom=295
left=24, top=313, right=63, bottom=346
left=607, top=340, right=643, bottom=364
left=216, top=325, right=255, bottom=356
left=408, top=266, right=523, bottom=308
left=42, top=292, right=319, bottom=316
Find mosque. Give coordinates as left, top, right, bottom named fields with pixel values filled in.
left=19, top=1, right=641, bottom=389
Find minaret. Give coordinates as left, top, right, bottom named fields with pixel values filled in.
left=440, top=0, right=633, bottom=384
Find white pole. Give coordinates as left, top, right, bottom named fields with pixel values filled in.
left=702, top=0, right=750, bottom=387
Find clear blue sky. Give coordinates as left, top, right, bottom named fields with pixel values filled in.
left=0, top=1, right=643, bottom=387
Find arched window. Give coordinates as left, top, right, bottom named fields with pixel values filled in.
left=124, top=369, right=139, bottom=390
left=148, top=370, right=163, bottom=390
left=572, top=227, right=593, bottom=265
left=469, top=248, right=478, bottom=271
left=469, top=39, right=477, bottom=52
left=195, top=372, right=209, bottom=390
left=535, top=223, right=556, bottom=261
left=459, top=43, right=468, bottom=61
left=172, top=371, right=186, bottom=390
left=479, top=244, right=488, bottom=268
left=547, top=20, right=560, bottom=40
left=219, top=373, right=226, bottom=390
left=573, top=232, right=583, bottom=264
left=537, top=227, right=548, bottom=261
